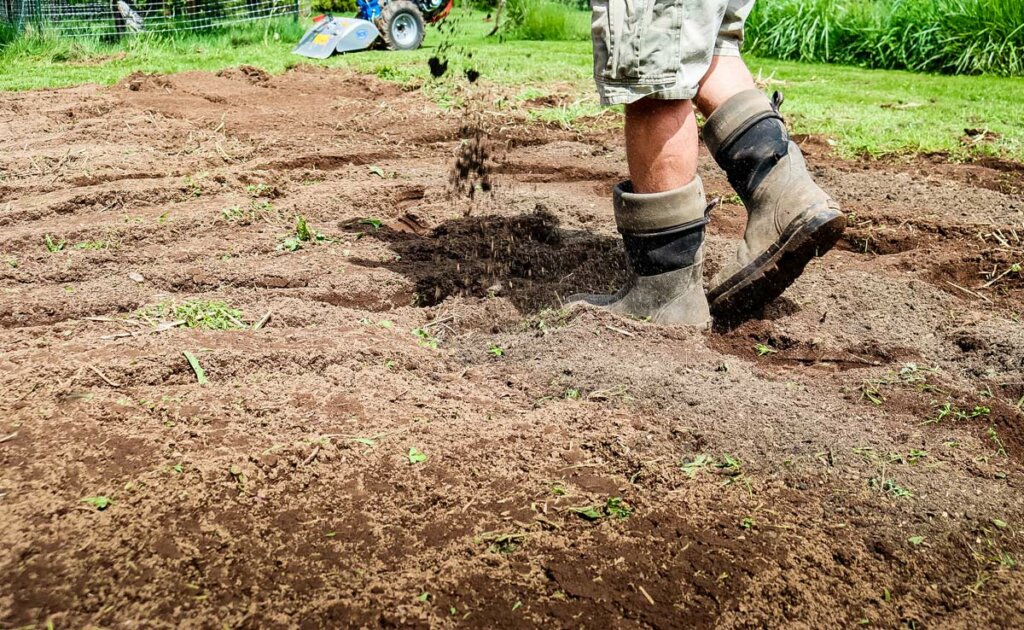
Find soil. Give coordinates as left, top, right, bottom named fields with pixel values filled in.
left=2, top=66, right=1024, bottom=628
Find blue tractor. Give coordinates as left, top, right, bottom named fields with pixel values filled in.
left=293, top=0, right=453, bottom=57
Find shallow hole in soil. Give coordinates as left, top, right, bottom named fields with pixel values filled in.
left=346, top=205, right=626, bottom=312
left=925, top=248, right=1024, bottom=307
left=709, top=320, right=909, bottom=372
left=837, top=228, right=926, bottom=256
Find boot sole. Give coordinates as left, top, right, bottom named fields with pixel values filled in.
left=708, top=204, right=846, bottom=319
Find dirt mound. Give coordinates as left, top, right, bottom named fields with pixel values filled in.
left=120, top=70, right=173, bottom=92
left=216, top=64, right=272, bottom=85
left=1, top=65, right=1023, bottom=628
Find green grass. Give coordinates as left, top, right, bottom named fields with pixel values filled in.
left=746, top=0, right=1024, bottom=77
left=1, top=10, right=1023, bottom=160
left=505, top=0, right=590, bottom=41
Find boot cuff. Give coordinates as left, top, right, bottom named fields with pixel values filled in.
left=613, top=177, right=706, bottom=234
left=702, top=89, right=774, bottom=158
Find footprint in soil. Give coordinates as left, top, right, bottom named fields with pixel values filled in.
left=344, top=206, right=626, bottom=312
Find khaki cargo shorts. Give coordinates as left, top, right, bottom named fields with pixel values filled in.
left=591, top=0, right=755, bottom=105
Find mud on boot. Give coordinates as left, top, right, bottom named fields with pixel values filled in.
left=703, top=89, right=846, bottom=318
left=570, top=177, right=712, bottom=328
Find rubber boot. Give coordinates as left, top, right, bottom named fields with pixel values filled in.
left=703, top=90, right=846, bottom=317
left=569, top=177, right=712, bottom=328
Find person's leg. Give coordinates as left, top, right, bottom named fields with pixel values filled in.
left=574, top=0, right=732, bottom=327
left=624, top=98, right=699, bottom=193
left=571, top=95, right=710, bottom=326
left=696, top=0, right=846, bottom=318
left=694, top=55, right=757, bottom=118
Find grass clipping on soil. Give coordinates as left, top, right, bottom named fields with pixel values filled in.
left=142, top=299, right=245, bottom=330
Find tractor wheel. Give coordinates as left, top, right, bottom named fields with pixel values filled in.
left=376, top=0, right=426, bottom=51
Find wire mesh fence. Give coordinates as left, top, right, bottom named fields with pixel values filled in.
left=2, top=0, right=300, bottom=37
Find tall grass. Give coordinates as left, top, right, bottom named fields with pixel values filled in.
left=505, top=0, right=589, bottom=41
left=0, top=17, right=306, bottom=66
left=746, top=0, right=1024, bottom=76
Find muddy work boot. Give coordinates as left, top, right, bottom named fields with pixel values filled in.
left=703, top=90, right=846, bottom=317
left=570, top=177, right=712, bottom=328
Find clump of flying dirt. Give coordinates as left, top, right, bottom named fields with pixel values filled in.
left=449, top=122, right=492, bottom=207
left=427, top=12, right=494, bottom=211
left=428, top=56, right=449, bottom=78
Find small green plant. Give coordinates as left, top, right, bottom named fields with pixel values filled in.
left=871, top=477, right=913, bottom=498
left=563, top=387, right=581, bottom=400
left=570, top=497, right=634, bottom=521
left=604, top=497, right=633, bottom=519
left=408, top=447, right=428, bottom=464
left=906, top=449, right=929, bottom=464
left=183, top=173, right=205, bottom=197
left=246, top=182, right=271, bottom=197
left=988, top=426, right=1008, bottom=457
left=681, top=454, right=712, bottom=478
left=413, top=328, right=438, bottom=349
left=908, top=536, right=925, bottom=546
left=488, top=344, right=505, bottom=358
left=923, top=402, right=990, bottom=425
left=74, top=239, right=108, bottom=250
left=81, top=495, right=111, bottom=510
left=359, top=217, right=383, bottom=230
left=568, top=505, right=603, bottom=521
left=741, top=517, right=756, bottom=530
left=221, top=205, right=249, bottom=222
left=280, top=215, right=333, bottom=251
left=477, top=530, right=528, bottom=554
left=551, top=482, right=567, bottom=496
left=754, top=343, right=777, bottom=356
left=144, top=300, right=244, bottom=330
left=861, top=381, right=885, bottom=405
left=44, top=234, right=66, bottom=252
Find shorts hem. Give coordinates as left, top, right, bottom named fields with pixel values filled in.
left=713, top=35, right=744, bottom=57
left=596, top=80, right=699, bottom=106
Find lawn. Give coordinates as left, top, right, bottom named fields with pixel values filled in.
left=1, top=10, right=1023, bottom=161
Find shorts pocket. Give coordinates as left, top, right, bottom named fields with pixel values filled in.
left=592, top=0, right=681, bottom=83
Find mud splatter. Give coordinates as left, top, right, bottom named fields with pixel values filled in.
left=450, top=123, right=492, bottom=205
left=428, top=56, right=448, bottom=78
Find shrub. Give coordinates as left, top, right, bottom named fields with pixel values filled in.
left=746, top=0, right=1024, bottom=76
left=506, top=0, right=589, bottom=41
left=311, top=0, right=358, bottom=14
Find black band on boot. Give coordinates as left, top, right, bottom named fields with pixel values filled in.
left=708, top=91, right=790, bottom=202
left=621, top=202, right=713, bottom=276
left=714, top=115, right=790, bottom=202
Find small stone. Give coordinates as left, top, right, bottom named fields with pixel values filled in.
left=128, top=272, right=144, bottom=283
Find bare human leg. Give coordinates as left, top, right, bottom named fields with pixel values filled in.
left=694, top=55, right=757, bottom=118
left=624, top=98, right=699, bottom=193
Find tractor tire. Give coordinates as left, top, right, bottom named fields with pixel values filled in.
left=376, top=0, right=426, bottom=51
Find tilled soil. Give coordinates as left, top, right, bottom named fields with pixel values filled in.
left=2, top=66, right=1024, bottom=628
